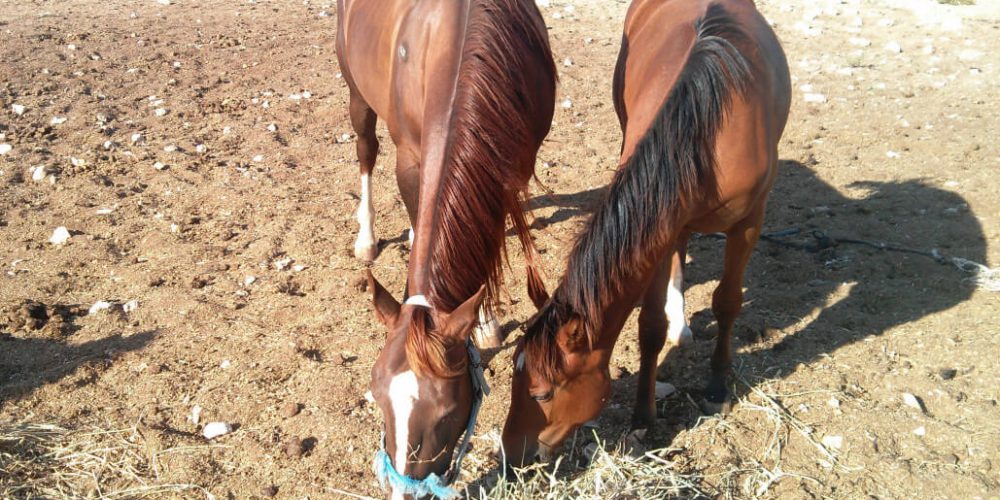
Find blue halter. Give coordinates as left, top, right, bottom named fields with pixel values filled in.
left=373, top=303, right=491, bottom=499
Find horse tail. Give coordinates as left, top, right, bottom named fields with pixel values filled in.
left=560, top=4, right=755, bottom=334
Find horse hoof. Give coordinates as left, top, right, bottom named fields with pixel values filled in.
left=354, top=243, right=377, bottom=262
left=699, top=398, right=733, bottom=416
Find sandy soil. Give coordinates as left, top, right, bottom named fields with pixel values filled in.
left=1, top=0, right=998, bottom=498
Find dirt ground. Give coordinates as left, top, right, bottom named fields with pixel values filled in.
left=1, top=0, right=999, bottom=498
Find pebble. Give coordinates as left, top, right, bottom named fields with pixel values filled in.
left=0, top=144, right=11, bottom=155
left=561, top=98, right=572, bottom=109
left=103, top=140, right=115, bottom=150
left=163, top=144, right=177, bottom=153
left=884, top=41, right=902, bottom=54
left=364, top=390, right=375, bottom=404
left=827, top=397, right=841, bottom=408
left=11, top=104, right=26, bottom=116
left=273, top=257, right=293, bottom=270
left=31, top=166, right=46, bottom=182
left=912, top=426, right=926, bottom=437
left=189, top=405, right=202, bottom=425
left=282, top=402, right=301, bottom=418
left=284, top=436, right=306, bottom=458
left=252, top=154, right=264, bottom=162
left=886, top=151, right=901, bottom=159
left=202, top=422, right=232, bottom=439
left=70, top=157, right=86, bottom=167
left=123, top=300, right=139, bottom=313
left=154, top=108, right=168, bottom=117
left=902, top=392, right=926, bottom=413
left=563, top=57, right=573, bottom=67
left=131, top=133, right=143, bottom=144
left=655, top=381, right=677, bottom=399
left=49, top=226, right=71, bottom=245
left=821, top=435, right=843, bottom=449
left=153, top=161, right=167, bottom=171
left=848, top=37, right=871, bottom=47
left=50, top=116, right=67, bottom=125
left=195, top=143, right=207, bottom=153
left=267, top=123, right=277, bottom=133
left=803, top=93, right=827, bottom=104
left=88, top=301, right=113, bottom=315
left=220, top=359, right=232, bottom=369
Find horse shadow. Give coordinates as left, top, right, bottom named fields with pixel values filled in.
left=0, top=308, right=157, bottom=408
left=486, top=159, right=986, bottom=473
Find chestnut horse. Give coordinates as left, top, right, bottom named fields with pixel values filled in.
left=502, top=0, right=790, bottom=466
left=336, top=0, right=555, bottom=496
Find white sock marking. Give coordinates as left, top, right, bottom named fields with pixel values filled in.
left=388, top=370, right=420, bottom=479
left=665, top=263, right=692, bottom=345
left=354, top=173, right=376, bottom=259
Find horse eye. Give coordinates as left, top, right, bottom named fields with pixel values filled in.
left=530, top=391, right=553, bottom=402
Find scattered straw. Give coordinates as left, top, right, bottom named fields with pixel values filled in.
left=0, top=422, right=214, bottom=499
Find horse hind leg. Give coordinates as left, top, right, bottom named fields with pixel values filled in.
left=349, top=91, right=380, bottom=262
left=703, top=209, right=764, bottom=415
left=665, top=233, right=693, bottom=346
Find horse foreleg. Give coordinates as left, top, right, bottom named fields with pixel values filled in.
left=665, top=232, right=693, bottom=346
left=634, top=256, right=670, bottom=430
left=704, top=209, right=764, bottom=414
left=350, top=92, right=379, bottom=262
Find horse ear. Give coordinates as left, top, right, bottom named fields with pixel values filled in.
left=443, top=285, right=487, bottom=339
left=555, top=315, right=586, bottom=353
left=368, top=270, right=400, bottom=327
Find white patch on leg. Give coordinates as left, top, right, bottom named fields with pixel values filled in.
left=472, top=307, right=501, bottom=348
left=354, top=173, right=377, bottom=261
left=388, top=370, right=420, bottom=478
left=665, top=264, right=693, bottom=345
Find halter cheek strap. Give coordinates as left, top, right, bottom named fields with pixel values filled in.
left=373, top=337, right=490, bottom=499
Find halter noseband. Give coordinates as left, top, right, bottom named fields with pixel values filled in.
left=373, top=295, right=491, bottom=499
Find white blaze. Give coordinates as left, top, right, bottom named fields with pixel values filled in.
left=665, top=263, right=693, bottom=345
left=388, top=370, right=420, bottom=481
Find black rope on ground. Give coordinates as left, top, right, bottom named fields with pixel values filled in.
left=701, top=227, right=947, bottom=264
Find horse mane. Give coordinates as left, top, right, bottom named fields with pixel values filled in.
left=406, top=0, right=556, bottom=378
left=525, top=4, right=753, bottom=382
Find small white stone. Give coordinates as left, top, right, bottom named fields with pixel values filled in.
left=561, top=98, right=573, bottom=109
left=884, top=41, right=902, bottom=54
left=655, top=381, right=677, bottom=399
left=220, top=359, right=232, bottom=369
left=172, top=61, right=181, bottom=69
left=913, top=426, right=926, bottom=437
left=123, top=300, right=140, bottom=313
left=131, top=133, right=143, bottom=144
left=202, top=422, right=232, bottom=440
left=318, top=10, right=329, bottom=17
left=67, top=44, right=77, bottom=51
left=0, top=144, right=11, bottom=155
left=252, top=154, right=264, bottom=162
left=274, top=257, right=293, bottom=270
left=243, top=275, right=257, bottom=287
left=163, top=144, right=177, bottom=153
left=49, top=226, right=71, bottom=245
left=153, top=161, right=167, bottom=171
left=288, top=93, right=301, bottom=101
left=154, top=108, right=168, bottom=117
left=11, top=104, right=26, bottom=116
left=267, top=123, right=277, bottom=132
left=827, top=397, right=841, bottom=408
left=189, top=405, right=202, bottom=425
left=339, top=133, right=351, bottom=142
left=222, top=126, right=232, bottom=134
left=364, top=390, right=376, bottom=404
left=292, top=264, right=307, bottom=272
left=50, top=116, right=67, bottom=125
left=31, top=166, right=46, bottom=182
left=88, top=300, right=113, bottom=315
left=157, top=0, right=171, bottom=5
left=301, top=91, right=312, bottom=99
left=902, top=392, right=925, bottom=411
left=821, top=435, right=843, bottom=449
left=886, top=151, right=901, bottom=159
left=96, top=208, right=114, bottom=215
left=103, top=140, right=115, bottom=150
left=803, top=93, right=827, bottom=103
left=848, top=37, right=871, bottom=47
left=70, top=157, right=86, bottom=167
left=583, top=37, right=593, bottom=45
left=169, top=223, right=179, bottom=233
left=563, top=57, right=573, bottom=67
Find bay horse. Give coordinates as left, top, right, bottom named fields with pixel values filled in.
left=502, top=0, right=790, bottom=466
left=336, top=0, right=555, bottom=496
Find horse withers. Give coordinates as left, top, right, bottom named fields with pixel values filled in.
left=502, top=0, right=791, bottom=467
left=336, top=0, right=555, bottom=496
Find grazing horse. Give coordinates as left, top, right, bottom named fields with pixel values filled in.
left=502, top=0, right=791, bottom=466
left=336, top=0, right=555, bottom=496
